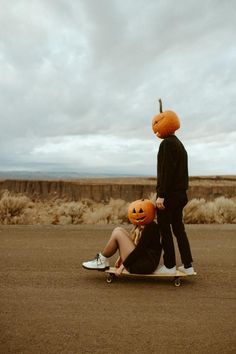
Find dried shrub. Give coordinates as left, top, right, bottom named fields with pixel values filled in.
left=183, top=197, right=236, bottom=224
left=82, top=198, right=128, bottom=224
left=0, top=190, right=32, bottom=224
left=30, top=201, right=55, bottom=225
left=57, top=201, right=89, bottom=224
left=82, top=203, right=112, bottom=224
left=214, top=197, right=236, bottom=223
left=183, top=198, right=206, bottom=224
left=106, top=198, right=129, bottom=223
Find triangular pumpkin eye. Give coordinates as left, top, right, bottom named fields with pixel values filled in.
left=132, top=208, right=136, bottom=213
left=139, top=208, right=144, bottom=213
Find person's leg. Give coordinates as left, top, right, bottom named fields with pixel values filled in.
left=102, top=227, right=135, bottom=261
left=156, top=208, right=176, bottom=268
left=82, top=227, right=135, bottom=270
left=171, top=205, right=193, bottom=267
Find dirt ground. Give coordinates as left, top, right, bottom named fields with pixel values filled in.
left=0, top=224, right=235, bottom=354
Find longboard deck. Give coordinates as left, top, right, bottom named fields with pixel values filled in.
left=105, top=267, right=197, bottom=286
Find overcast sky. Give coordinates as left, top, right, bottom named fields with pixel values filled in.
left=0, top=0, right=235, bottom=176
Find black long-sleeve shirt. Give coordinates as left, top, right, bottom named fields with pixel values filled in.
left=156, top=135, right=188, bottom=198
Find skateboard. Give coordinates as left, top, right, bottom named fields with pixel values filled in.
left=105, top=267, right=197, bottom=287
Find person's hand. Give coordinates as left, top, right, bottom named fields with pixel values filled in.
left=115, top=264, right=124, bottom=277
left=156, top=197, right=165, bottom=210
left=115, top=257, right=122, bottom=268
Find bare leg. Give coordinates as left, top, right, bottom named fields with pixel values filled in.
left=102, top=227, right=135, bottom=262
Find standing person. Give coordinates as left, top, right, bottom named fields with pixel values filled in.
left=82, top=199, right=162, bottom=275
left=152, top=99, right=195, bottom=275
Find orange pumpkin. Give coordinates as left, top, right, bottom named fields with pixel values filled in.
left=152, top=99, right=180, bottom=138
left=128, top=199, right=156, bottom=226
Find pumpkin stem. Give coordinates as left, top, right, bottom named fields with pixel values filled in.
left=159, top=98, right=163, bottom=113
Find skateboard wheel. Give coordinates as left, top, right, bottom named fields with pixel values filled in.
left=174, top=278, right=181, bottom=287
left=106, top=274, right=114, bottom=283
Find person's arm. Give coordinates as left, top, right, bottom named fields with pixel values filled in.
left=156, top=197, right=165, bottom=209
left=114, top=256, right=122, bottom=268
left=157, top=139, right=176, bottom=208
left=115, top=263, right=125, bottom=276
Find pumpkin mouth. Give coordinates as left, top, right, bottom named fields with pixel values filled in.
left=135, top=216, right=146, bottom=222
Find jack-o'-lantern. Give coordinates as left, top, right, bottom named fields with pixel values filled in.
left=128, top=199, right=155, bottom=226
left=152, top=99, right=180, bottom=139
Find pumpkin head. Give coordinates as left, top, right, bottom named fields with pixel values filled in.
left=152, top=99, right=180, bottom=139
left=128, top=199, right=156, bottom=226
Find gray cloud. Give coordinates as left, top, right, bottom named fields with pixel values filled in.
left=0, top=0, right=235, bottom=176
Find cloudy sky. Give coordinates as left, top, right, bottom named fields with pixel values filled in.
left=0, top=0, right=235, bottom=177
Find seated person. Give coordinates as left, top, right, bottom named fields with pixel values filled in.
left=82, top=199, right=162, bottom=276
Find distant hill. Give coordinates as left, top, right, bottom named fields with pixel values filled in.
left=0, top=171, right=143, bottom=180
left=0, top=170, right=235, bottom=181
left=0, top=175, right=235, bottom=202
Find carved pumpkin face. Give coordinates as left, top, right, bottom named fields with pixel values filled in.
left=152, top=110, right=180, bottom=139
left=128, top=199, right=156, bottom=226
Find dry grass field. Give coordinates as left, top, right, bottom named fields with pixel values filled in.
left=0, top=177, right=235, bottom=225
left=0, top=190, right=235, bottom=225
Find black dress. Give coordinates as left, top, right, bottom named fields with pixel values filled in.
left=123, top=222, right=162, bottom=274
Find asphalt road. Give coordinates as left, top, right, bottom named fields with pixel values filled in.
left=0, top=224, right=235, bottom=354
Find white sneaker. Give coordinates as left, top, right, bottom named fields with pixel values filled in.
left=82, top=253, right=109, bottom=271
left=178, top=265, right=195, bottom=275
left=154, top=265, right=177, bottom=275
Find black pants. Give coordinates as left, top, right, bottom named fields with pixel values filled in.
left=156, top=192, right=193, bottom=268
